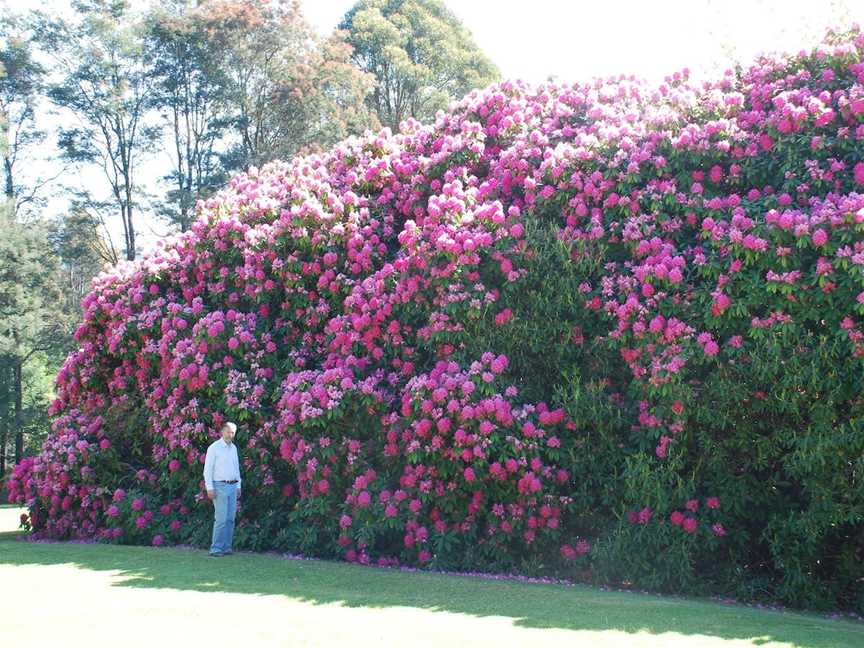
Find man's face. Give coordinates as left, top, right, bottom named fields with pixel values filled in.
left=221, top=425, right=236, bottom=444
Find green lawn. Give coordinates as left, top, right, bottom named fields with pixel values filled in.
left=0, top=505, right=861, bottom=648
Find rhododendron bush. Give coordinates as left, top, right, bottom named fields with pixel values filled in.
left=7, top=29, right=864, bottom=612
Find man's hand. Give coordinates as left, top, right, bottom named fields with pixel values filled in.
left=207, top=489, right=215, bottom=501
left=236, top=490, right=241, bottom=500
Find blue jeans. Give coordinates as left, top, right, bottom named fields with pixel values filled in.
left=210, top=482, right=238, bottom=554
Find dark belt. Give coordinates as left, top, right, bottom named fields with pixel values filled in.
left=218, top=480, right=239, bottom=484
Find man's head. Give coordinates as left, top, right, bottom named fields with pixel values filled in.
left=221, top=421, right=237, bottom=444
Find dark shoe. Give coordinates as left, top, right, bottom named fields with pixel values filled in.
left=223, top=550, right=233, bottom=555
left=209, top=551, right=225, bottom=557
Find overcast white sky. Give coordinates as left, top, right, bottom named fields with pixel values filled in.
left=305, top=0, right=863, bottom=82
left=13, top=0, right=864, bottom=257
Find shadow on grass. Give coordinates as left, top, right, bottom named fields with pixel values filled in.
left=0, top=535, right=861, bottom=647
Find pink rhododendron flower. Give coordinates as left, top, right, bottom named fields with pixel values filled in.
left=811, top=229, right=828, bottom=247
left=495, top=308, right=513, bottom=326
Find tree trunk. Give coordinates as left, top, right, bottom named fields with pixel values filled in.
left=2, top=106, right=13, bottom=201
left=125, top=199, right=135, bottom=261
left=4, top=155, right=13, bottom=201
left=0, top=407, right=7, bottom=478
left=13, top=358, right=23, bottom=465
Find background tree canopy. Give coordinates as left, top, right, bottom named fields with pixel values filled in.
left=340, top=0, right=499, bottom=130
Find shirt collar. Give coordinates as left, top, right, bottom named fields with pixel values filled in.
left=219, top=438, right=232, bottom=448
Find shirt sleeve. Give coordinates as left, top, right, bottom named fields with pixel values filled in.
left=203, top=444, right=215, bottom=491
left=234, top=445, right=242, bottom=489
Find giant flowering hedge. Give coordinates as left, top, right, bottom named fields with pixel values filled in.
left=7, top=29, right=864, bottom=612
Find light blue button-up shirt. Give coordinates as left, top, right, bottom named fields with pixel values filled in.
left=203, top=438, right=242, bottom=491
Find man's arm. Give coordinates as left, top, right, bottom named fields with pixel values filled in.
left=234, top=445, right=241, bottom=493
left=203, top=444, right=215, bottom=499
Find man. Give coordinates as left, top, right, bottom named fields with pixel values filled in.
left=203, top=421, right=242, bottom=556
